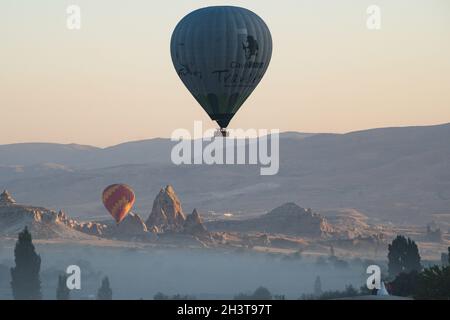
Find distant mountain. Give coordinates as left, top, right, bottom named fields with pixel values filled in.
left=0, top=139, right=172, bottom=169
left=0, top=143, right=98, bottom=167
left=0, top=123, right=449, bottom=224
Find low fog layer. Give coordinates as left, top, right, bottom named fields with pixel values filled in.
left=0, top=244, right=373, bottom=299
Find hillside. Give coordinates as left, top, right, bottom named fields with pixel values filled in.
left=206, top=203, right=334, bottom=238
left=0, top=124, right=449, bottom=224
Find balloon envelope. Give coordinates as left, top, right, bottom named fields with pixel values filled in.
left=171, top=6, right=273, bottom=129
left=102, top=184, right=135, bottom=223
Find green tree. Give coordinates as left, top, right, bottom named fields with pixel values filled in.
left=389, top=271, right=419, bottom=297
left=10, top=227, right=42, bottom=300
left=415, top=266, right=450, bottom=300
left=56, top=274, right=70, bottom=300
left=97, top=276, right=112, bottom=300
left=388, top=235, right=421, bottom=278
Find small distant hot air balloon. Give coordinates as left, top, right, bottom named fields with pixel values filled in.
left=102, top=184, right=135, bottom=224
left=170, top=6, right=273, bottom=136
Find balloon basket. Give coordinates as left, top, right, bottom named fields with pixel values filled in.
left=215, top=128, right=229, bottom=138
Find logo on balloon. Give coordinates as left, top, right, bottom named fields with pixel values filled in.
left=242, top=35, right=259, bottom=60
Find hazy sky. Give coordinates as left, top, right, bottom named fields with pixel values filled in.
left=1, top=0, right=449, bottom=147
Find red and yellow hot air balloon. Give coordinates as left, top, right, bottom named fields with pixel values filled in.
left=102, top=184, right=135, bottom=224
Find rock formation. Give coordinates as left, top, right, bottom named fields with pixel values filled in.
left=0, top=192, right=100, bottom=239
left=110, top=212, right=150, bottom=239
left=0, top=189, right=206, bottom=245
left=206, top=202, right=333, bottom=238
left=183, top=209, right=207, bottom=235
left=0, top=190, right=16, bottom=205
left=0, top=191, right=111, bottom=239
left=145, top=185, right=186, bottom=232
left=77, top=221, right=107, bottom=236
left=0, top=188, right=206, bottom=242
left=262, top=203, right=334, bottom=237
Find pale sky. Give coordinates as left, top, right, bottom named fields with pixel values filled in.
left=1, top=0, right=449, bottom=147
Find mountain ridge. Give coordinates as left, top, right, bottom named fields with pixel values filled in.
left=1, top=123, right=449, bottom=224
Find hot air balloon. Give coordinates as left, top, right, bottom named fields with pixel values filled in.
left=171, top=6, right=273, bottom=136
left=102, top=184, right=135, bottom=224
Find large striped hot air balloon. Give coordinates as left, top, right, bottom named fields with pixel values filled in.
left=171, top=6, right=273, bottom=135
left=102, top=184, right=135, bottom=224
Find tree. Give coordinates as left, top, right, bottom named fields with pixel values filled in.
left=252, top=287, right=272, bottom=300
left=415, top=266, right=450, bottom=300
left=154, top=292, right=169, bottom=300
left=153, top=292, right=196, bottom=300
left=97, top=276, right=112, bottom=300
left=10, top=227, right=42, bottom=300
left=234, top=286, right=272, bottom=300
left=359, top=284, right=375, bottom=296
left=389, top=271, right=419, bottom=297
left=388, top=235, right=421, bottom=278
left=343, top=285, right=358, bottom=297
left=56, top=274, right=70, bottom=300
left=314, top=276, right=323, bottom=297
left=306, top=285, right=359, bottom=300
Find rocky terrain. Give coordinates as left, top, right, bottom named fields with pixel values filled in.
left=0, top=188, right=209, bottom=245
left=1, top=124, right=449, bottom=224
left=0, top=190, right=103, bottom=240
left=206, top=203, right=334, bottom=238
left=1, top=186, right=449, bottom=259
